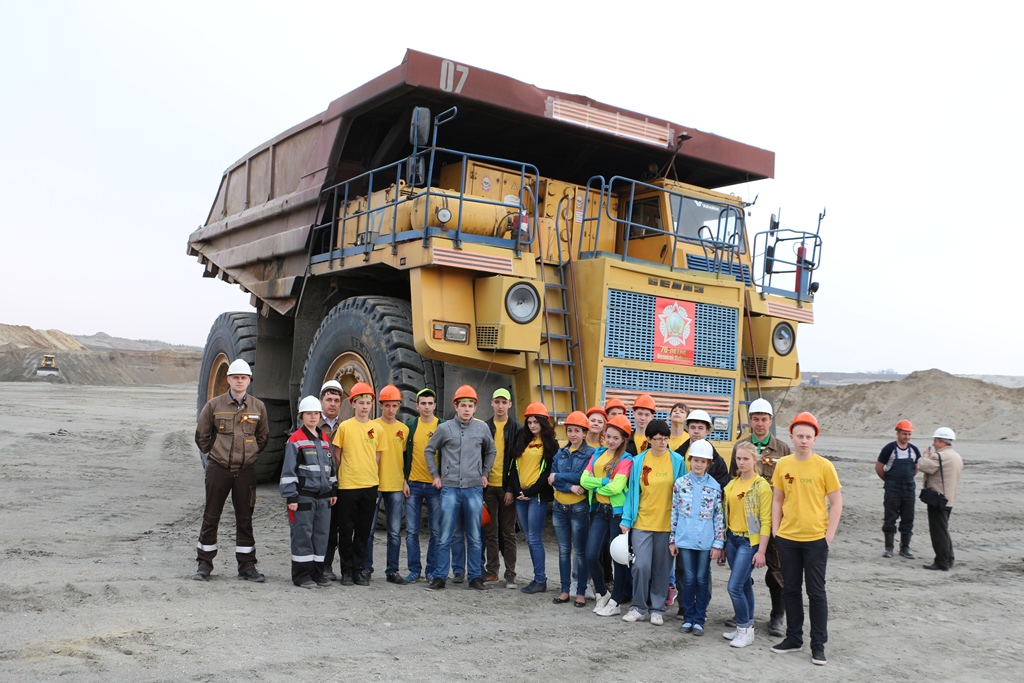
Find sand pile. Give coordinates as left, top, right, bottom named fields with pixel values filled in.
left=0, top=324, right=86, bottom=350
left=0, top=347, right=201, bottom=385
left=775, top=368, right=1024, bottom=441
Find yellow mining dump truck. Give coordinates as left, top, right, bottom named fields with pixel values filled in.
left=188, top=50, right=823, bottom=480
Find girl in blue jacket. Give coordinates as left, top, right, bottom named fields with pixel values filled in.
left=548, top=411, right=595, bottom=606
left=669, top=439, right=725, bottom=635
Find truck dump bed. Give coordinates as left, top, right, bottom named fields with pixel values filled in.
left=187, top=49, right=774, bottom=316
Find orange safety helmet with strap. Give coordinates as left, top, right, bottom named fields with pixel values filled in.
left=604, top=398, right=627, bottom=414
left=348, top=382, right=375, bottom=403
left=586, top=406, right=608, bottom=419
left=378, top=384, right=402, bottom=402
left=524, top=402, right=549, bottom=418
left=564, top=411, right=589, bottom=429
left=789, top=411, right=820, bottom=436
left=606, top=414, right=633, bottom=438
left=452, top=385, right=478, bottom=403
left=632, top=393, right=657, bottom=412
left=895, top=419, right=914, bottom=432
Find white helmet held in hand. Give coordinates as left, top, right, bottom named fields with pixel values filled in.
left=298, top=396, right=323, bottom=414
left=227, top=359, right=252, bottom=376
left=610, top=533, right=633, bottom=566
left=748, top=398, right=773, bottom=416
left=932, top=427, right=956, bottom=441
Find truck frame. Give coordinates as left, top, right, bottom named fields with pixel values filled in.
left=188, top=50, right=822, bottom=480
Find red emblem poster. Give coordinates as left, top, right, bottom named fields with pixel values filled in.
left=653, top=297, right=695, bottom=366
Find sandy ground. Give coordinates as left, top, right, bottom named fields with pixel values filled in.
left=1, top=383, right=1022, bottom=682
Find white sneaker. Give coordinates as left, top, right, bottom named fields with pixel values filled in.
left=622, top=607, right=649, bottom=623
left=570, top=579, right=577, bottom=595
left=730, top=626, right=755, bottom=648
left=595, top=599, right=620, bottom=617
left=594, top=591, right=612, bottom=613
left=585, top=583, right=596, bottom=600
left=723, top=628, right=739, bottom=641
left=650, top=612, right=664, bottom=626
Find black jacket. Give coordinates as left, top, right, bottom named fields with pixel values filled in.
left=484, top=416, right=521, bottom=489
left=506, top=439, right=556, bottom=502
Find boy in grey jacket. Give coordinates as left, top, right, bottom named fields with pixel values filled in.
left=424, top=385, right=496, bottom=592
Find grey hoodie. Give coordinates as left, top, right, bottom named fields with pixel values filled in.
left=425, top=417, right=496, bottom=488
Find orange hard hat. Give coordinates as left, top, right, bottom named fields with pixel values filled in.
left=604, top=398, right=627, bottom=413
left=482, top=505, right=492, bottom=527
left=524, top=402, right=549, bottom=418
left=606, top=414, right=633, bottom=438
left=348, top=382, right=375, bottom=403
left=632, top=393, right=657, bottom=411
left=586, top=406, right=608, bottom=419
left=452, top=385, right=478, bottom=404
left=895, top=419, right=914, bottom=432
left=378, top=384, right=402, bottom=402
left=789, top=411, right=820, bottom=436
left=564, top=411, right=589, bottom=429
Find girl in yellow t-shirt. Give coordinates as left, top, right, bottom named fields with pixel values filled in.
left=585, top=406, right=607, bottom=449
left=722, top=441, right=772, bottom=648
left=508, top=402, right=558, bottom=594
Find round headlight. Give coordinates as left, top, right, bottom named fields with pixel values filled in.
left=772, top=321, right=795, bottom=356
left=505, top=282, right=540, bottom=324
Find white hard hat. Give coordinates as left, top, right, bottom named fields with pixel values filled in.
left=227, top=359, right=252, bottom=376
left=320, top=380, right=343, bottom=396
left=686, top=409, right=712, bottom=426
left=749, top=398, right=773, bottom=416
left=689, top=439, right=714, bottom=459
left=298, top=396, right=322, bottom=414
left=932, top=427, right=956, bottom=441
left=610, top=533, right=633, bottom=566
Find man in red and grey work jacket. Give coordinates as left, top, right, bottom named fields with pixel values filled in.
left=193, top=359, right=269, bottom=582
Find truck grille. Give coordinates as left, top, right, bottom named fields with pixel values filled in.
left=602, top=367, right=733, bottom=440
left=605, top=290, right=737, bottom=370
left=743, top=356, right=768, bottom=377
left=477, top=325, right=499, bottom=349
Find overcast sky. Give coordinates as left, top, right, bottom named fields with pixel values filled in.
left=2, top=2, right=1020, bottom=375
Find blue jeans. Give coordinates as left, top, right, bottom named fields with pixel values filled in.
left=679, top=548, right=712, bottom=625
left=726, top=533, right=757, bottom=627
left=516, top=497, right=549, bottom=583
left=405, top=482, right=440, bottom=579
left=552, top=500, right=590, bottom=595
left=363, top=490, right=404, bottom=575
left=436, top=486, right=483, bottom=581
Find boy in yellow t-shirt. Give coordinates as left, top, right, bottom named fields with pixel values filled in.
left=332, top=383, right=383, bottom=586
left=770, top=412, right=842, bottom=667
left=363, top=385, right=410, bottom=584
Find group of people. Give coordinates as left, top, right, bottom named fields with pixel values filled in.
left=192, top=358, right=961, bottom=668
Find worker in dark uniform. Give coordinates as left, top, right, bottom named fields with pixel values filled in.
left=874, top=419, right=921, bottom=559
left=193, top=358, right=269, bottom=582
left=729, top=398, right=791, bottom=637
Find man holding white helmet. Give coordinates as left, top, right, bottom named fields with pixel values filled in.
left=918, top=428, right=963, bottom=571
left=193, top=358, right=269, bottom=582
left=729, top=397, right=791, bottom=637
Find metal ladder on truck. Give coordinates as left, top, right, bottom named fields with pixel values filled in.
left=534, top=195, right=584, bottom=424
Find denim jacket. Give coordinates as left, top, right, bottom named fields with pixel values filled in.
left=670, top=471, right=725, bottom=550
left=551, top=442, right=596, bottom=493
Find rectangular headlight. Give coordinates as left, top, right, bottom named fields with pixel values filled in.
left=444, top=325, right=469, bottom=343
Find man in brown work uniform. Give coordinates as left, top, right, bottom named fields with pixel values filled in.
left=729, top=397, right=790, bottom=636
left=193, top=358, right=269, bottom=582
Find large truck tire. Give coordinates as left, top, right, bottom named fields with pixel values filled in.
left=196, top=311, right=288, bottom=482
left=300, top=296, right=443, bottom=422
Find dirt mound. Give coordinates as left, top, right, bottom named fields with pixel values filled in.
left=0, top=347, right=201, bottom=385
left=776, top=368, right=1024, bottom=441
left=0, top=324, right=86, bottom=351
left=73, top=332, right=201, bottom=352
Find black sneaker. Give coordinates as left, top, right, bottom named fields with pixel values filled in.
left=323, top=570, right=338, bottom=582
left=811, top=646, right=827, bottom=666
left=453, top=573, right=465, bottom=584
left=771, top=638, right=803, bottom=654
left=314, top=575, right=332, bottom=587
left=386, top=573, right=408, bottom=585
left=425, top=578, right=446, bottom=591
left=354, top=571, right=370, bottom=586
left=520, top=580, right=547, bottom=594
left=238, top=568, right=266, bottom=583
left=468, top=578, right=489, bottom=591
left=192, top=568, right=210, bottom=581
left=769, top=616, right=785, bottom=637
left=339, top=572, right=354, bottom=586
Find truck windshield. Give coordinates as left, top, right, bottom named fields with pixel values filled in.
left=669, top=195, right=744, bottom=251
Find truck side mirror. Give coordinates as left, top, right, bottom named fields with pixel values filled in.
left=410, top=107, right=431, bottom=147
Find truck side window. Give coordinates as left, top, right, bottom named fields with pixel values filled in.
left=626, top=196, right=663, bottom=240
